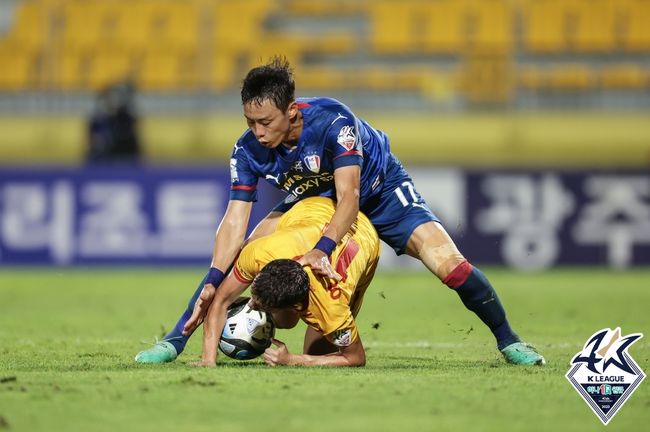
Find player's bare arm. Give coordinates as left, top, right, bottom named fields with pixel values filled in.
left=298, top=165, right=361, bottom=280
left=182, top=209, right=281, bottom=337
left=195, top=275, right=250, bottom=367
left=263, top=334, right=366, bottom=367
left=182, top=200, right=251, bottom=339
left=209, top=199, right=253, bottom=272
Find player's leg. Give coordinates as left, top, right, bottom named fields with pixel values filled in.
left=365, top=158, right=544, bottom=365
left=404, top=221, right=544, bottom=365
left=135, top=211, right=283, bottom=364
left=303, top=327, right=338, bottom=355
left=404, top=222, right=517, bottom=346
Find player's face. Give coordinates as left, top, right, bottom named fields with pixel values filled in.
left=243, top=99, right=295, bottom=149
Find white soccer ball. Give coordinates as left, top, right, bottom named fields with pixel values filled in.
left=219, top=297, right=275, bottom=360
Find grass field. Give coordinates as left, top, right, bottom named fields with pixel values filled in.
left=0, top=268, right=648, bottom=432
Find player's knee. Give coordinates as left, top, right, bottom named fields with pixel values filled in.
left=441, top=259, right=473, bottom=289
left=414, top=233, right=465, bottom=279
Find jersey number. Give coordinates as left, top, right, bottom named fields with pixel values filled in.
left=394, top=181, right=421, bottom=207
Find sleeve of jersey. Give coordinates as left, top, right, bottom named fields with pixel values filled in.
left=232, top=246, right=257, bottom=284
left=229, top=144, right=258, bottom=202
left=324, top=315, right=359, bottom=348
left=327, top=117, right=363, bottom=171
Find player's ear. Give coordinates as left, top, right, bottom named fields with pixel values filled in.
left=287, top=101, right=299, bottom=120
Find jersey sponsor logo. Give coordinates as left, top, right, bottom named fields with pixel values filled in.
left=282, top=173, right=334, bottom=197
left=233, top=143, right=243, bottom=155
left=337, top=125, right=356, bottom=151
left=304, top=155, right=321, bottom=173
left=229, top=158, right=238, bottom=182
left=566, top=327, right=645, bottom=425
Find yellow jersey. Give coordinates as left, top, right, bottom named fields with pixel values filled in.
left=233, top=197, right=380, bottom=347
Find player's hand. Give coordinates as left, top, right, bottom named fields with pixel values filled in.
left=190, top=359, right=216, bottom=368
left=182, top=283, right=217, bottom=336
left=263, top=338, right=291, bottom=366
left=297, top=249, right=341, bottom=281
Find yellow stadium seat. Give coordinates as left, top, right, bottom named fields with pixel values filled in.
left=61, top=1, right=122, bottom=54
left=420, top=0, right=466, bottom=54
left=521, top=0, right=567, bottom=53
left=572, top=0, right=617, bottom=52
left=0, top=49, right=38, bottom=90
left=369, top=1, right=416, bottom=54
left=87, top=51, right=134, bottom=90
left=296, top=66, right=347, bottom=91
left=209, top=52, right=238, bottom=91
left=146, top=1, right=200, bottom=54
left=284, top=0, right=367, bottom=16
left=246, top=37, right=300, bottom=65
left=3, top=1, right=50, bottom=53
left=518, top=67, right=547, bottom=90
left=600, top=65, right=648, bottom=89
left=307, top=32, right=357, bottom=55
left=56, top=53, right=89, bottom=90
left=138, top=52, right=193, bottom=91
left=213, top=0, right=276, bottom=54
left=359, top=67, right=399, bottom=91
left=547, top=65, right=595, bottom=89
left=114, top=1, right=157, bottom=54
left=468, top=0, right=514, bottom=53
left=623, top=0, right=650, bottom=51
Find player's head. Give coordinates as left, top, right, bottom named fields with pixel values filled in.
left=241, top=56, right=299, bottom=149
left=250, top=259, right=309, bottom=312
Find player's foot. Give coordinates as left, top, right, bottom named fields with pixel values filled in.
left=135, top=341, right=178, bottom=364
left=500, top=342, right=546, bottom=365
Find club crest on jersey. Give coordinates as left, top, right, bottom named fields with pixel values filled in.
left=566, top=327, right=645, bottom=425
left=303, top=155, right=321, bottom=173
left=337, top=125, right=356, bottom=151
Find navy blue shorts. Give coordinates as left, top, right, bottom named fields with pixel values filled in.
left=272, top=154, right=439, bottom=255
left=360, top=155, right=439, bottom=254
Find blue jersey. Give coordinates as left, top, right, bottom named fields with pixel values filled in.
left=229, top=96, right=440, bottom=255
left=229, top=97, right=390, bottom=206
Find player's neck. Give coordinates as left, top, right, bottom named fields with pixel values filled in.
left=282, top=110, right=303, bottom=149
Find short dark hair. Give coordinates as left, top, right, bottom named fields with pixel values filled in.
left=251, top=259, right=309, bottom=311
left=241, top=56, right=295, bottom=112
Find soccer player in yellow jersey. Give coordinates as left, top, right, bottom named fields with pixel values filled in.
left=186, top=196, right=379, bottom=367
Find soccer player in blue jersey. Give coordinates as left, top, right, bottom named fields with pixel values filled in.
left=135, top=57, right=544, bottom=366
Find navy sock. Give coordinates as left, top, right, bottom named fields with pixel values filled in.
left=163, top=272, right=210, bottom=354
left=445, top=263, right=520, bottom=350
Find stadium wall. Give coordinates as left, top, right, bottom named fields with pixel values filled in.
left=0, top=166, right=648, bottom=270
left=0, top=113, right=649, bottom=167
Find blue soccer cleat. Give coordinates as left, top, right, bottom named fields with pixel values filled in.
left=500, top=342, right=546, bottom=366
left=135, top=341, right=178, bottom=364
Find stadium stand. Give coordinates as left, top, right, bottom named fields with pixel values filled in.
left=0, top=0, right=648, bottom=99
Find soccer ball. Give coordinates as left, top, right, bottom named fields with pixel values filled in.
left=219, top=297, right=275, bottom=360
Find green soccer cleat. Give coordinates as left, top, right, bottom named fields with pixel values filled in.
left=500, top=342, right=546, bottom=366
left=135, top=341, right=178, bottom=364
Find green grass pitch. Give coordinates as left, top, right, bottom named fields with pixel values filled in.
left=1, top=268, right=648, bottom=432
